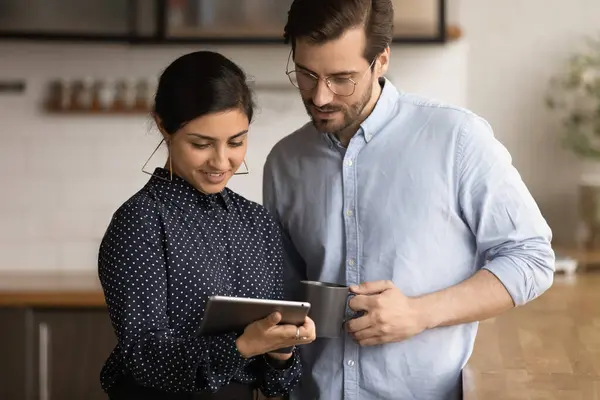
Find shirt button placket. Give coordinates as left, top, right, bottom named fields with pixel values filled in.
left=342, top=136, right=363, bottom=400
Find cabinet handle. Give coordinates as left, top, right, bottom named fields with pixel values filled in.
left=39, top=322, right=50, bottom=400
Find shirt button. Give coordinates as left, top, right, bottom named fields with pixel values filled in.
left=348, top=259, right=356, bottom=266
left=347, top=360, right=355, bottom=367
left=218, top=245, right=225, bottom=252
left=345, top=159, right=353, bottom=167
left=346, top=209, right=353, bottom=217
left=365, top=134, right=372, bottom=141
left=208, top=210, right=214, bottom=216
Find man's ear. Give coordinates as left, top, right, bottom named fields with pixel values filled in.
left=376, top=47, right=391, bottom=77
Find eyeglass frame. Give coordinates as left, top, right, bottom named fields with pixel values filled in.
left=285, top=49, right=377, bottom=97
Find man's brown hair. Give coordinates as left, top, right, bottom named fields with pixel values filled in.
left=283, top=0, right=394, bottom=63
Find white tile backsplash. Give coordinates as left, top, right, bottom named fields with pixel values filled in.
left=57, top=240, right=103, bottom=272
left=0, top=242, right=60, bottom=271
left=0, top=40, right=468, bottom=271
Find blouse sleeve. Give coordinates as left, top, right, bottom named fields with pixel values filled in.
left=247, top=216, right=303, bottom=398
left=98, top=202, right=247, bottom=393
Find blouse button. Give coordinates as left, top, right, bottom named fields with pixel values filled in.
left=218, top=245, right=225, bottom=252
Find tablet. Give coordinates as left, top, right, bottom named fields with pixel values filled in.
left=197, top=295, right=311, bottom=336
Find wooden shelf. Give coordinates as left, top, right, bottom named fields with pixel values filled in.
left=166, top=24, right=462, bottom=43
left=44, top=107, right=150, bottom=116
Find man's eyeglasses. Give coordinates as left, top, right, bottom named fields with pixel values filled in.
left=285, top=50, right=377, bottom=97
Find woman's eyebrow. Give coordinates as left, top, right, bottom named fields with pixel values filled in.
left=186, top=130, right=248, bottom=140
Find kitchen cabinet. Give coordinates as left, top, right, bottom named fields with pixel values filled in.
left=166, top=0, right=447, bottom=43
left=0, top=0, right=129, bottom=37
left=0, top=0, right=452, bottom=44
left=0, top=272, right=283, bottom=400
left=164, top=0, right=292, bottom=41
left=0, top=0, right=158, bottom=42
left=0, top=307, right=116, bottom=400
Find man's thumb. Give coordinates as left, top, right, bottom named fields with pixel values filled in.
left=350, top=280, right=394, bottom=295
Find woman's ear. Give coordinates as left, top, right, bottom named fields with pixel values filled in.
left=152, top=113, right=170, bottom=143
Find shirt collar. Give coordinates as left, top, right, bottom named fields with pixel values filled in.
left=320, top=77, right=400, bottom=148
left=360, top=77, right=400, bottom=143
left=148, top=167, right=232, bottom=212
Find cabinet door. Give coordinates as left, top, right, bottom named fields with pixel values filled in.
left=32, top=309, right=116, bottom=400
left=0, top=0, right=159, bottom=41
left=0, top=0, right=129, bottom=35
left=0, top=308, right=32, bottom=400
left=164, top=0, right=293, bottom=40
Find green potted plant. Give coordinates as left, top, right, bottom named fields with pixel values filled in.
left=546, top=35, right=600, bottom=249
left=546, top=35, right=600, bottom=160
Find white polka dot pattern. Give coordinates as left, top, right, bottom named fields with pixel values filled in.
left=98, top=167, right=301, bottom=397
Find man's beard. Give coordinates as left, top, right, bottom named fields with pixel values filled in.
left=304, top=82, right=373, bottom=135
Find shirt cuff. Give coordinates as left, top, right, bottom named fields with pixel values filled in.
left=483, top=259, right=532, bottom=306
left=263, top=348, right=299, bottom=372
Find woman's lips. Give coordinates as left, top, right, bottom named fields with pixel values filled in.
left=202, top=171, right=227, bottom=184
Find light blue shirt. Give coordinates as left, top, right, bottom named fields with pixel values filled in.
left=262, top=78, right=555, bottom=400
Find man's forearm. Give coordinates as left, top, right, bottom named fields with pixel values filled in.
left=414, top=269, right=515, bottom=330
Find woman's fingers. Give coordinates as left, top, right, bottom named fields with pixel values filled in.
left=299, top=317, right=316, bottom=340
left=293, top=318, right=316, bottom=342
left=270, top=324, right=309, bottom=342
left=270, top=316, right=317, bottom=347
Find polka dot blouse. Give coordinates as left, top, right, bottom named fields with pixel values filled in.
left=98, top=167, right=302, bottom=397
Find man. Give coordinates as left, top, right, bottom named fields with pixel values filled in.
left=262, top=0, right=555, bottom=399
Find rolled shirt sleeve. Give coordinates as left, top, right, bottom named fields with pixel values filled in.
left=457, top=114, right=555, bottom=306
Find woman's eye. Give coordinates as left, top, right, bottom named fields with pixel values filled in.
left=192, top=143, right=210, bottom=149
left=229, top=142, right=244, bottom=147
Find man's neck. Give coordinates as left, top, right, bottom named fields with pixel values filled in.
left=335, top=81, right=383, bottom=147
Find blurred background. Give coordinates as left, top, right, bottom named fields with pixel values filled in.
left=0, top=1, right=599, bottom=399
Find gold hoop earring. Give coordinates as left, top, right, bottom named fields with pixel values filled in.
left=141, top=138, right=173, bottom=181
left=234, top=160, right=250, bottom=175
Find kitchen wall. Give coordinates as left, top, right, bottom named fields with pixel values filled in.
left=459, top=0, right=600, bottom=245
left=3, top=0, right=599, bottom=272
left=0, top=41, right=468, bottom=271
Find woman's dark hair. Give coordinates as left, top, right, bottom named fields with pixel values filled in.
left=153, top=51, right=255, bottom=135
left=283, top=0, right=394, bottom=63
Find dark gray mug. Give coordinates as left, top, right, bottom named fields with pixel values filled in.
left=298, top=280, right=360, bottom=338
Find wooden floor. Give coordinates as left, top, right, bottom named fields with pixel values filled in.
left=463, top=271, right=600, bottom=400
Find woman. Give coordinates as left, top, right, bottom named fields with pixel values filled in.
left=98, top=51, right=316, bottom=400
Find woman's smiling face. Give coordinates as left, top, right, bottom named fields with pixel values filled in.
left=158, top=108, right=249, bottom=194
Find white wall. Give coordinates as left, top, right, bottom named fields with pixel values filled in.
left=459, top=0, right=600, bottom=245
left=0, top=41, right=468, bottom=271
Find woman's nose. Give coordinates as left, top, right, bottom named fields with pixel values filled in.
left=209, top=148, right=230, bottom=170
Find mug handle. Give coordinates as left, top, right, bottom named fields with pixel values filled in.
left=342, top=293, right=365, bottom=324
